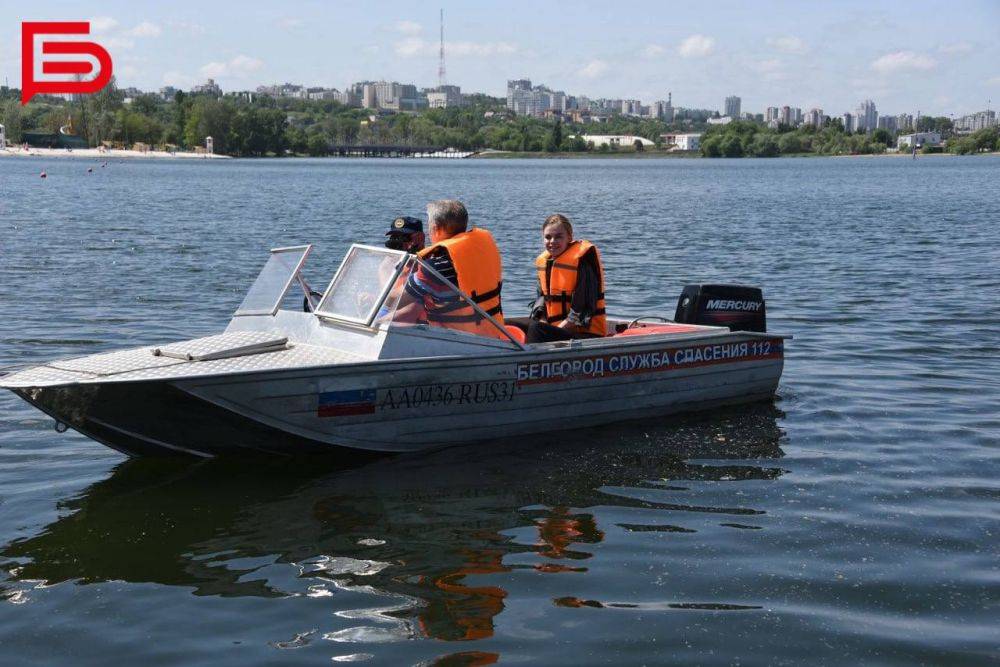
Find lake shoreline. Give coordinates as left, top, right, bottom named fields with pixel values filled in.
left=0, top=146, right=230, bottom=160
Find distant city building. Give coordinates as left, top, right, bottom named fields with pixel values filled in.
left=427, top=84, right=464, bottom=108
left=159, top=86, right=179, bottom=101
left=360, top=81, right=422, bottom=111
left=954, top=110, right=997, bottom=132
left=896, top=113, right=914, bottom=131
left=724, top=95, right=741, bottom=119
left=707, top=116, right=733, bottom=125
left=897, top=131, right=941, bottom=148
left=577, top=134, right=655, bottom=148
left=192, top=79, right=222, bottom=96
left=621, top=99, right=642, bottom=116
left=855, top=99, right=878, bottom=132
left=652, top=95, right=674, bottom=122
left=766, top=107, right=780, bottom=123
left=307, top=87, right=339, bottom=100
left=661, top=132, right=701, bottom=151
left=841, top=113, right=854, bottom=133
left=780, top=106, right=792, bottom=126
left=877, top=115, right=898, bottom=132
left=803, top=108, right=824, bottom=126
left=334, top=89, right=360, bottom=107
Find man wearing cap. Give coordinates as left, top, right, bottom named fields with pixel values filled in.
left=384, top=216, right=425, bottom=254
left=393, top=200, right=506, bottom=340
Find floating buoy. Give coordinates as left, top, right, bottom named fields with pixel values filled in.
left=40, top=171, right=46, bottom=178
left=87, top=167, right=93, bottom=173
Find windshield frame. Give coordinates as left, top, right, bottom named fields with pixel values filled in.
left=232, top=244, right=313, bottom=317
left=314, top=244, right=408, bottom=327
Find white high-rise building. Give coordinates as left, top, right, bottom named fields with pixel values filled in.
left=804, top=108, right=824, bottom=126
left=855, top=99, right=878, bottom=132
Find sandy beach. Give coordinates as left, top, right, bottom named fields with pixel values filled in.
left=0, top=146, right=230, bottom=160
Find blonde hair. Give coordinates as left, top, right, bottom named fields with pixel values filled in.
left=542, top=213, right=573, bottom=237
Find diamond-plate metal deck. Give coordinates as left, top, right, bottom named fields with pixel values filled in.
left=0, top=342, right=366, bottom=388
left=49, top=347, right=186, bottom=375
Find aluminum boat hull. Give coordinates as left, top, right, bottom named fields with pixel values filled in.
left=5, top=330, right=784, bottom=457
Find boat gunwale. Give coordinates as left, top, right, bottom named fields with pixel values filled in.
left=0, top=326, right=790, bottom=390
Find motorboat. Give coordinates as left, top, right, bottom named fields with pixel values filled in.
left=0, top=244, right=788, bottom=457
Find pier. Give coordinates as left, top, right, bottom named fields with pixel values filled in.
left=327, top=144, right=475, bottom=158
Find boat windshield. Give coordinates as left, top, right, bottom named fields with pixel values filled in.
left=378, top=255, right=516, bottom=344
left=233, top=245, right=312, bottom=317
left=315, top=245, right=408, bottom=325
left=314, top=244, right=518, bottom=344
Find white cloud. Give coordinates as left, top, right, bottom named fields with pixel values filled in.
left=278, top=17, right=303, bottom=30
left=578, top=59, right=609, bottom=79
left=766, top=35, right=806, bottom=54
left=103, top=36, right=136, bottom=52
left=89, top=17, right=119, bottom=33
left=394, top=20, right=422, bottom=35
left=938, top=41, right=973, bottom=55
left=450, top=41, right=516, bottom=56
left=393, top=39, right=516, bottom=57
left=643, top=44, right=665, bottom=58
left=126, top=22, right=161, bottom=38
left=166, top=20, right=206, bottom=36
left=870, top=50, right=936, bottom=74
left=162, top=70, right=197, bottom=88
left=200, top=54, right=263, bottom=79
left=394, top=37, right=426, bottom=56
left=678, top=34, right=715, bottom=58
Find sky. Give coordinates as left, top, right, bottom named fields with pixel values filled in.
left=3, top=0, right=999, bottom=117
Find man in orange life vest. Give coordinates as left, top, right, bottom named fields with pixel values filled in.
left=394, top=200, right=506, bottom=339
left=527, top=213, right=607, bottom=344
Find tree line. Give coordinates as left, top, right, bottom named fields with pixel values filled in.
left=1, top=83, right=996, bottom=157
left=698, top=118, right=999, bottom=157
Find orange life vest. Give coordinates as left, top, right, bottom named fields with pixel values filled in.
left=535, top=240, right=607, bottom=336
left=418, top=227, right=505, bottom=339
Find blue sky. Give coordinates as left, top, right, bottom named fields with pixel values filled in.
left=4, top=0, right=999, bottom=117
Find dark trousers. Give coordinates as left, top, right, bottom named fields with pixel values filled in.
left=526, top=320, right=575, bottom=344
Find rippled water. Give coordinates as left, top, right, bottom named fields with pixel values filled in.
left=0, top=156, right=997, bottom=665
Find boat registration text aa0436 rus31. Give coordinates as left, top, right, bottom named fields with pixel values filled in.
left=515, top=339, right=783, bottom=386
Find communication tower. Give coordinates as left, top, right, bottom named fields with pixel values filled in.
left=438, top=9, right=446, bottom=87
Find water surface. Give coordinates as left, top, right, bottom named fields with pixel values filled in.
left=0, top=156, right=997, bottom=665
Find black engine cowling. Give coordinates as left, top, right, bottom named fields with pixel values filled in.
left=674, top=284, right=766, bottom=332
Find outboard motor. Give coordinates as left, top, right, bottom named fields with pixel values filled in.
left=674, top=284, right=766, bottom=332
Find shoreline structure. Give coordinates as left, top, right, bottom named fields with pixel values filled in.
left=3, top=146, right=993, bottom=161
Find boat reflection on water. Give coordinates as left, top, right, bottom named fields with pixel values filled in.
left=2, top=403, right=786, bottom=655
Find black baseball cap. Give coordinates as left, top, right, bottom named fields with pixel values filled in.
left=385, top=216, right=423, bottom=236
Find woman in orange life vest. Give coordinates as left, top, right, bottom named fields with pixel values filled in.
left=526, top=213, right=607, bottom=344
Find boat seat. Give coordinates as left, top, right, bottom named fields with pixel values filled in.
left=616, top=323, right=706, bottom=337
left=504, top=324, right=526, bottom=344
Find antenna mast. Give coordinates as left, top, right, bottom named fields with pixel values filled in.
left=438, top=9, right=446, bottom=87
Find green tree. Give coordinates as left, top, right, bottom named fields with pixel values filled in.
left=721, top=134, right=743, bottom=157
left=777, top=133, right=802, bottom=154
left=871, top=128, right=893, bottom=147
left=546, top=119, right=562, bottom=152
left=700, top=135, right=722, bottom=157
left=183, top=98, right=233, bottom=153
left=307, top=133, right=328, bottom=156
